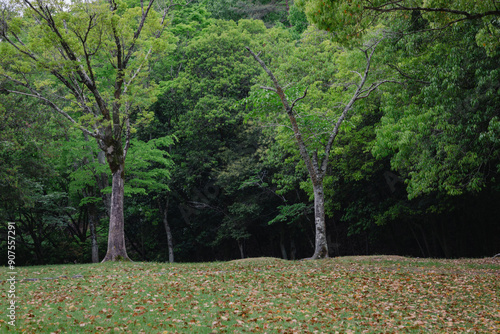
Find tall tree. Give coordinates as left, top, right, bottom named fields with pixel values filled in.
left=246, top=27, right=395, bottom=258
left=0, top=0, right=179, bottom=261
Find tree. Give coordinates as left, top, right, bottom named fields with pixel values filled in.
left=0, top=0, right=179, bottom=261
left=373, top=21, right=500, bottom=200
left=295, top=0, right=500, bottom=52
left=246, top=27, right=395, bottom=259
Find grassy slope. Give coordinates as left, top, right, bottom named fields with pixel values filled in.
left=1, top=256, right=499, bottom=333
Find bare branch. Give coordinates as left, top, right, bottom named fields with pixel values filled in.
left=357, top=79, right=403, bottom=99
left=246, top=46, right=291, bottom=110
left=320, top=38, right=384, bottom=174
left=155, top=0, right=193, bottom=38
left=291, top=87, right=308, bottom=110
left=123, top=0, right=155, bottom=66
left=246, top=46, right=321, bottom=183
left=351, top=70, right=363, bottom=82
left=123, top=47, right=153, bottom=95
left=387, top=64, right=430, bottom=85
left=260, top=86, right=277, bottom=92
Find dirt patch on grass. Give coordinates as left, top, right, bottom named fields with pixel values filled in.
left=350, top=255, right=409, bottom=261
left=228, top=257, right=285, bottom=264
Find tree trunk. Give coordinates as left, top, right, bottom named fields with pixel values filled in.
left=408, top=222, right=426, bottom=258
left=101, top=163, right=130, bottom=262
left=311, top=182, right=329, bottom=259
left=161, top=199, right=175, bottom=263
left=237, top=240, right=245, bottom=259
left=88, top=203, right=99, bottom=263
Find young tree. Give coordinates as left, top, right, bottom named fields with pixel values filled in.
left=0, top=0, right=178, bottom=261
left=246, top=28, right=395, bottom=259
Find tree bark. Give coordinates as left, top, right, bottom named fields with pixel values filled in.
left=101, top=162, right=130, bottom=262
left=311, top=182, right=328, bottom=259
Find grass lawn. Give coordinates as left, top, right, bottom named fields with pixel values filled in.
left=1, top=256, right=499, bottom=333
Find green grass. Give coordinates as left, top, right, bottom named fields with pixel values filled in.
left=2, top=256, right=499, bottom=333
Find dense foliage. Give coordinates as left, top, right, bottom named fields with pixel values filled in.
left=1, top=0, right=499, bottom=265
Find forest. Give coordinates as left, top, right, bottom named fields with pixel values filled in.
left=1, top=0, right=499, bottom=265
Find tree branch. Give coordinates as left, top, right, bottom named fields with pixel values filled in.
left=357, top=79, right=403, bottom=99
left=387, top=64, right=430, bottom=85
left=320, top=38, right=384, bottom=174
left=364, top=1, right=500, bottom=20
left=260, top=86, right=277, bottom=92
left=246, top=46, right=291, bottom=110
left=123, top=115, right=131, bottom=160
left=123, top=47, right=153, bottom=95
left=20, top=1, right=111, bottom=122
left=123, top=0, right=155, bottom=66
left=246, top=46, right=321, bottom=183
left=291, top=87, right=308, bottom=110
left=1, top=70, right=100, bottom=139
left=1, top=87, right=99, bottom=139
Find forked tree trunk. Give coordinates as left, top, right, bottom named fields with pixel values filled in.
left=102, top=163, right=130, bottom=262
left=311, top=182, right=328, bottom=259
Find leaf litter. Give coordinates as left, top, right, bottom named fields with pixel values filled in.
left=0, top=256, right=498, bottom=333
